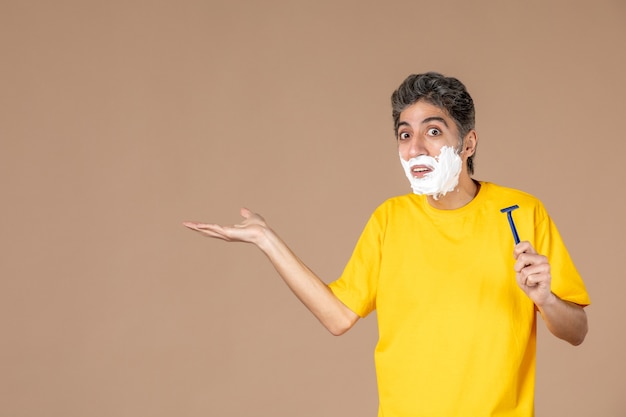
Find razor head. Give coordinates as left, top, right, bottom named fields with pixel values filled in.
left=500, top=205, right=519, bottom=213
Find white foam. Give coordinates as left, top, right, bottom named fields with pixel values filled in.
left=399, top=145, right=462, bottom=200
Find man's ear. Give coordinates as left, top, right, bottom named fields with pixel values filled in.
left=463, top=130, right=478, bottom=157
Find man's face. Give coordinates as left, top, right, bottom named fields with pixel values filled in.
left=396, top=100, right=468, bottom=198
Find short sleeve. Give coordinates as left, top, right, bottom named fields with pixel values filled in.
left=534, top=206, right=590, bottom=306
left=328, top=208, right=386, bottom=318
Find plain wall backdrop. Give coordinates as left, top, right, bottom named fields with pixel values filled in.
left=1, top=1, right=625, bottom=416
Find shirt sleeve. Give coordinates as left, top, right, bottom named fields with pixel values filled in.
left=328, top=208, right=385, bottom=318
left=534, top=205, right=591, bottom=306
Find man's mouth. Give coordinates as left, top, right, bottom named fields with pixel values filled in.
left=410, top=165, right=433, bottom=178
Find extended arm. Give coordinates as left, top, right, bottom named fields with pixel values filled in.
left=513, top=241, right=588, bottom=346
left=183, top=208, right=359, bottom=336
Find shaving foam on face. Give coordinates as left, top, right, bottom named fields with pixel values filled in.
left=400, top=145, right=463, bottom=199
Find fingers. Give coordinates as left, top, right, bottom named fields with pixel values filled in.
left=183, top=221, right=204, bottom=230
left=183, top=221, right=218, bottom=233
left=514, top=252, right=549, bottom=274
left=240, top=207, right=266, bottom=224
left=183, top=214, right=266, bottom=244
left=182, top=208, right=267, bottom=244
left=183, top=221, right=231, bottom=239
left=513, top=241, right=548, bottom=286
left=513, top=241, right=541, bottom=276
left=240, top=207, right=252, bottom=218
left=183, top=207, right=256, bottom=232
left=182, top=221, right=201, bottom=231
left=514, top=251, right=551, bottom=289
left=516, top=263, right=550, bottom=290
left=518, top=270, right=548, bottom=287
left=513, top=240, right=536, bottom=259
left=511, top=241, right=552, bottom=304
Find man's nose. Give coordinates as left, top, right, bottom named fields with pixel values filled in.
left=407, top=137, right=427, bottom=158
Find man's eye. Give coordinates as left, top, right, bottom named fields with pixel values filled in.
left=399, top=132, right=410, bottom=140
left=427, top=128, right=441, bottom=136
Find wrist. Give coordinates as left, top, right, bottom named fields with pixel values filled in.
left=256, top=226, right=277, bottom=252
left=536, top=291, right=558, bottom=311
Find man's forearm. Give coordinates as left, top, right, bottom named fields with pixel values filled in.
left=257, top=227, right=359, bottom=336
left=537, top=293, right=588, bottom=346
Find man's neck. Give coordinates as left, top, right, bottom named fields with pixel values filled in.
left=426, top=178, right=480, bottom=210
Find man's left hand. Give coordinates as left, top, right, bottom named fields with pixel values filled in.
left=513, top=241, right=553, bottom=307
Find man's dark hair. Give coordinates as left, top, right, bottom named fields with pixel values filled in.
left=391, top=72, right=477, bottom=175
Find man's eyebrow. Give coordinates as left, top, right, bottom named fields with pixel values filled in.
left=396, top=116, right=449, bottom=132
left=421, top=116, right=449, bottom=127
left=396, top=121, right=410, bottom=130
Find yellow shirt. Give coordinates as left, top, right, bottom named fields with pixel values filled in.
left=329, top=182, right=590, bottom=417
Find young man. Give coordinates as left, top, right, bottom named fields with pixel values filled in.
left=184, top=72, right=590, bottom=416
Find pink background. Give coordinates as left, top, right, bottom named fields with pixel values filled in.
left=1, top=1, right=625, bottom=416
